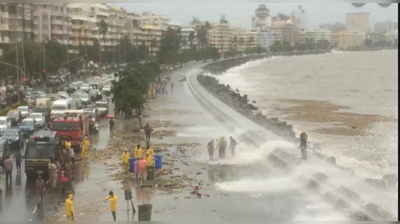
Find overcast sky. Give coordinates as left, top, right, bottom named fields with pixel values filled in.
left=116, top=3, right=398, bottom=29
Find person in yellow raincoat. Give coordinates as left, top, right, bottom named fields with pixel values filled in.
left=146, top=145, right=154, bottom=158
left=65, top=194, right=75, bottom=221
left=145, top=152, right=154, bottom=167
left=133, top=144, right=143, bottom=159
left=121, top=149, right=130, bottom=173
left=81, top=135, right=90, bottom=159
left=65, top=139, right=71, bottom=151
left=104, top=191, right=118, bottom=221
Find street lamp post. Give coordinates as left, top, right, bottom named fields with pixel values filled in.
left=0, top=60, right=26, bottom=101
left=58, top=54, right=87, bottom=85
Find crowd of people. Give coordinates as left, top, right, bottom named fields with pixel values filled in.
left=207, top=136, right=238, bottom=160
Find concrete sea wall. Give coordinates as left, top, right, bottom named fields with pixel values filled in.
left=186, top=56, right=398, bottom=221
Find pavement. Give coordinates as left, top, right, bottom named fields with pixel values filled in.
left=0, top=65, right=353, bottom=221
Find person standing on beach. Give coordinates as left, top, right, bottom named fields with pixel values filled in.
left=229, top=137, right=237, bottom=157
left=207, top=140, right=214, bottom=160
left=219, top=137, right=227, bottom=159
left=299, top=132, right=308, bottom=160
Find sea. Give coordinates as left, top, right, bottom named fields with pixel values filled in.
left=206, top=50, right=398, bottom=180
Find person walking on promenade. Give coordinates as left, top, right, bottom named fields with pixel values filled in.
left=229, top=136, right=237, bottom=157
left=13, top=149, right=23, bottom=173
left=36, top=175, right=46, bottom=206
left=218, top=137, right=227, bottom=159
left=65, top=194, right=75, bottom=221
left=133, top=144, right=143, bottom=160
left=109, top=118, right=115, bottom=134
left=81, top=135, right=90, bottom=159
left=4, top=155, right=12, bottom=185
left=144, top=123, right=152, bottom=140
left=104, top=191, right=118, bottom=221
left=48, top=158, right=57, bottom=190
left=207, top=140, right=214, bottom=160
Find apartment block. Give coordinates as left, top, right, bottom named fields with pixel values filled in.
left=257, top=28, right=282, bottom=49
left=107, top=5, right=127, bottom=51
left=8, top=3, right=33, bottom=43
left=302, top=29, right=331, bottom=43
left=32, top=3, right=70, bottom=45
left=0, top=4, right=9, bottom=44
left=346, top=12, right=370, bottom=32
left=385, top=30, right=398, bottom=45
left=374, top=21, right=398, bottom=33
left=181, top=27, right=197, bottom=50
left=208, top=19, right=232, bottom=53
left=125, top=12, right=143, bottom=47
left=330, top=30, right=366, bottom=49
left=68, top=3, right=97, bottom=54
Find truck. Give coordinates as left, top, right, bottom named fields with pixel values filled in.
left=51, top=111, right=90, bottom=151
left=24, top=131, right=58, bottom=179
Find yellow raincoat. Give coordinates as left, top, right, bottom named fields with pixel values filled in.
left=146, top=147, right=154, bottom=158
left=134, top=147, right=143, bottom=159
left=81, top=137, right=90, bottom=159
left=105, top=194, right=118, bottom=212
left=145, top=154, right=154, bottom=166
left=121, top=151, right=130, bottom=172
left=65, top=141, right=71, bottom=150
left=65, top=194, right=75, bottom=221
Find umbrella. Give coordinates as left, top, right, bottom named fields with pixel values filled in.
left=105, top=114, right=114, bottom=119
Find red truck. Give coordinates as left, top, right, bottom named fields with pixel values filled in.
left=51, top=113, right=90, bottom=151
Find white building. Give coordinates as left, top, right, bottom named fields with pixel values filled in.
left=385, top=29, right=398, bottom=45
left=141, top=11, right=171, bottom=31
left=125, top=12, right=143, bottom=47
left=32, top=3, right=70, bottom=45
left=180, top=27, right=197, bottom=50
left=303, top=29, right=331, bottom=43
left=252, top=4, right=271, bottom=29
left=374, top=21, right=398, bottom=33
left=257, top=28, right=282, bottom=49
left=0, top=4, right=9, bottom=44
left=294, top=5, right=308, bottom=30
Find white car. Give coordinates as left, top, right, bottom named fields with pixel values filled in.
left=0, top=116, right=11, bottom=135
left=94, top=101, right=109, bottom=115
left=17, top=106, right=31, bottom=118
left=81, top=83, right=90, bottom=92
left=29, top=113, right=45, bottom=127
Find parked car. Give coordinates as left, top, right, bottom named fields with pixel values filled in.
left=29, top=113, right=45, bottom=127
left=0, top=116, right=11, bottom=136
left=17, top=106, right=31, bottom=118
left=1, top=128, right=22, bottom=150
left=6, top=110, right=23, bottom=126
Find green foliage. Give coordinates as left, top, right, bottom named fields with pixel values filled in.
left=271, top=39, right=331, bottom=52
left=158, top=28, right=182, bottom=64
left=176, top=47, right=221, bottom=64
left=111, top=62, right=161, bottom=125
left=0, top=101, right=29, bottom=116
left=244, top=46, right=266, bottom=54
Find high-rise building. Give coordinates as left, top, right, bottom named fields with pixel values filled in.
left=293, top=5, right=307, bottom=30
left=68, top=3, right=97, bottom=54
left=32, top=3, right=70, bottom=45
left=346, top=12, right=370, bottom=32
left=330, top=30, right=366, bottom=49
left=257, top=29, right=282, bottom=50
left=319, top=23, right=345, bottom=32
left=374, top=21, right=398, bottom=33
left=125, top=12, right=143, bottom=47
left=252, top=4, right=271, bottom=29
left=0, top=4, right=10, bottom=44
left=107, top=5, right=127, bottom=51
left=8, top=3, right=33, bottom=43
left=302, top=29, right=331, bottom=43
left=208, top=19, right=232, bottom=53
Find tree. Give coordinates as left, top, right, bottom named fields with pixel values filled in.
left=270, top=41, right=282, bottom=53
left=197, top=22, right=210, bottom=49
left=111, top=62, right=161, bottom=127
left=239, top=37, right=245, bottom=46
left=282, top=40, right=294, bottom=52
left=150, top=39, right=157, bottom=58
left=248, top=36, right=255, bottom=45
left=188, top=31, right=195, bottom=49
left=364, top=38, right=373, bottom=48
left=158, top=28, right=182, bottom=64
left=244, top=46, right=265, bottom=54
left=96, top=19, right=109, bottom=63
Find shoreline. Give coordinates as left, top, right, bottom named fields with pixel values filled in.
left=196, top=55, right=398, bottom=189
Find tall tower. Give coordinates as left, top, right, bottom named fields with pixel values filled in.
left=252, top=4, right=271, bottom=29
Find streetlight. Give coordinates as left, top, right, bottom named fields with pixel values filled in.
left=58, top=54, right=87, bottom=85
left=0, top=60, right=26, bottom=101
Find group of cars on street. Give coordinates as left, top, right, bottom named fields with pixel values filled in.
left=0, top=73, right=115, bottom=179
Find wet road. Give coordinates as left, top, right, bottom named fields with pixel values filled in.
left=0, top=80, right=114, bottom=221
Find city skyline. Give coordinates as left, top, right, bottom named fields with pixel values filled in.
left=116, top=3, right=398, bottom=29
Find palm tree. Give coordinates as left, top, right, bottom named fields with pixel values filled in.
left=150, top=39, right=157, bottom=58
left=96, top=19, right=108, bottom=64
left=188, top=31, right=195, bottom=49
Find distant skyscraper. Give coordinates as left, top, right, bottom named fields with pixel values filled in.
left=346, top=12, right=370, bottom=32
left=252, top=4, right=271, bottom=29
left=294, top=5, right=307, bottom=30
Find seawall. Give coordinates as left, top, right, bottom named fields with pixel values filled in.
left=185, top=55, right=398, bottom=221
